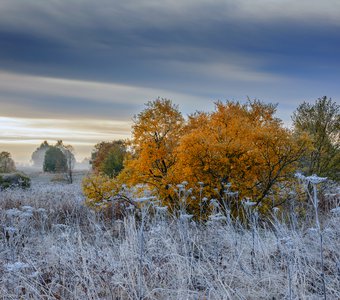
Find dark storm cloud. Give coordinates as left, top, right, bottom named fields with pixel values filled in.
left=0, top=93, right=134, bottom=120
left=1, top=0, right=339, bottom=87
left=0, top=70, right=209, bottom=120
left=1, top=0, right=339, bottom=162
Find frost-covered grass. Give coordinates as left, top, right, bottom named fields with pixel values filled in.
left=1, top=180, right=340, bottom=299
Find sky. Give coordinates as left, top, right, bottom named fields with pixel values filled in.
left=0, top=0, right=339, bottom=164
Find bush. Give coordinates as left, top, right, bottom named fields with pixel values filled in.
left=0, top=172, right=31, bottom=190
left=82, top=173, right=121, bottom=209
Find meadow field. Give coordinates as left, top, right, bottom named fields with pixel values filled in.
left=0, top=172, right=339, bottom=300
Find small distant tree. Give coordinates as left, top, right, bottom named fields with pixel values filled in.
left=0, top=151, right=16, bottom=173
left=91, top=140, right=126, bottom=178
left=292, top=96, right=339, bottom=181
left=43, top=146, right=67, bottom=173
left=31, top=141, right=50, bottom=169
left=55, top=140, right=76, bottom=183
left=61, top=144, right=76, bottom=183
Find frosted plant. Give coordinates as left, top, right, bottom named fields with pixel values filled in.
left=5, top=208, right=21, bottom=218
left=208, top=212, right=227, bottom=224
left=280, top=237, right=295, bottom=299
left=175, top=182, right=192, bottom=214
left=295, top=172, right=328, bottom=300
left=21, top=205, right=34, bottom=212
left=179, top=213, right=194, bottom=221
left=272, top=207, right=280, bottom=216
left=242, top=200, right=256, bottom=207
left=4, top=261, right=29, bottom=272
left=305, top=174, right=328, bottom=185
left=134, top=196, right=156, bottom=203
left=331, top=207, right=340, bottom=214
left=218, top=183, right=238, bottom=222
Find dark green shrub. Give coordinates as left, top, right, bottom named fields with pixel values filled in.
left=0, top=172, right=31, bottom=190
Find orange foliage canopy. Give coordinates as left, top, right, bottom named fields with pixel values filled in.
left=120, top=98, right=185, bottom=203
left=119, top=99, right=308, bottom=214
left=175, top=101, right=308, bottom=214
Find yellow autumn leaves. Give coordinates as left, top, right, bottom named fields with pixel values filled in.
left=83, top=98, right=310, bottom=216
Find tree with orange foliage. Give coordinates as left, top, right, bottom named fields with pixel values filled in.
left=175, top=100, right=308, bottom=215
left=120, top=98, right=184, bottom=205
